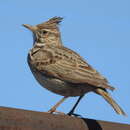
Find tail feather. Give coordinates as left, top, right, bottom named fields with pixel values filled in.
left=96, top=88, right=126, bottom=116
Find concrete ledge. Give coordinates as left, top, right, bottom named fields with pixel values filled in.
left=0, top=106, right=129, bottom=130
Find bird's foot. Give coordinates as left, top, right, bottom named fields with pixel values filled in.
left=47, top=108, right=55, bottom=114
left=47, top=108, right=65, bottom=115
left=67, top=111, right=82, bottom=117
left=67, top=110, right=74, bottom=116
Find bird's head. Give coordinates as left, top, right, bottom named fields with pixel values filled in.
left=23, top=17, right=63, bottom=47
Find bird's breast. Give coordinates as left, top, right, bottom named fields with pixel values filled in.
left=27, top=53, right=92, bottom=96
left=29, top=66, right=91, bottom=96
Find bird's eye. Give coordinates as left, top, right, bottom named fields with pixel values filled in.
left=42, top=30, right=48, bottom=34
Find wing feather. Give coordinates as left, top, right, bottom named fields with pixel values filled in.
left=31, top=45, right=115, bottom=90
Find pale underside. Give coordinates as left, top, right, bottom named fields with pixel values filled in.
left=28, top=45, right=115, bottom=93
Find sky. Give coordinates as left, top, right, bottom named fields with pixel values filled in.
left=0, top=0, right=130, bottom=124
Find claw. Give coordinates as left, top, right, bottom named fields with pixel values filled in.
left=67, top=111, right=82, bottom=117
left=48, top=109, right=65, bottom=115
left=48, top=108, right=56, bottom=114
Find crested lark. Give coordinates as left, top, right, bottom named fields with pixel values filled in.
left=23, top=17, right=126, bottom=116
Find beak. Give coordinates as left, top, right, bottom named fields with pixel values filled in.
left=22, top=24, right=37, bottom=32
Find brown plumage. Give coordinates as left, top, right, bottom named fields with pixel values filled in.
left=37, top=17, right=63, bottom=29
left=23, top=17, right=126, bottom=116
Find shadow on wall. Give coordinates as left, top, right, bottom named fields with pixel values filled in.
left=82, top=118, right=102, bottom=130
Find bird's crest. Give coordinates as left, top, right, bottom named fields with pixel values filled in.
left=37, top=17, right=63, bottom=29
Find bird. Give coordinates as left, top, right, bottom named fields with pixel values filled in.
left=23, top=17, right=126, bottom=116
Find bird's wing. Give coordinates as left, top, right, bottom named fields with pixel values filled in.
left=31, top=45, right=114, bottom=90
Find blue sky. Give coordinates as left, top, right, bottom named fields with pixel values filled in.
left=0, top=0, right=130, bottom=124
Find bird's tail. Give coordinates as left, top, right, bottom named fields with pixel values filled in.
left=96, top=88, right=126, bottom=116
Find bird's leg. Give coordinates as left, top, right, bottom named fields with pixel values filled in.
left=68, top=95, right=84, bottom=116
left=48, top=96, right=68, bottom=114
